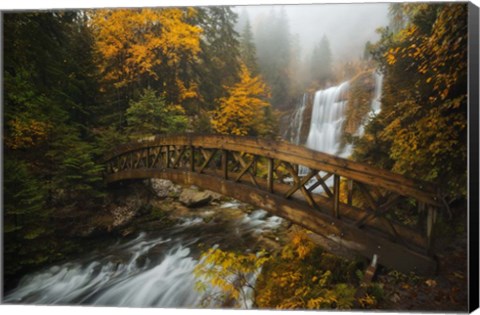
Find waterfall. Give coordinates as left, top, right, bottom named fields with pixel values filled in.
left=371, top=71, right=383, bottom=115
left=289, top=93, right=308, bottom=145
left=305, top=81, right=350, bottom=157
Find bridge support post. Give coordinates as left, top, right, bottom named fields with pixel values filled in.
left=333, top=174, right=340, bottom=218
left=427, top=206, right=437, bottom=254
left=165, top=146, right=170, bottom=168
left=222, top=150, right=228, bottom=180
left=267, top=158, right=274, bottom=193
left=189, top=146, right=195, bottom=172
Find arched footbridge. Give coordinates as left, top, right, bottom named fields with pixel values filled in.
left=103, top=134, right=442, bottom=276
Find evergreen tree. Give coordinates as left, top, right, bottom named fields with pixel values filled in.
left=193, top=7, right=241, bottom=112
left=310, top=35, right=333, bottom=87
left=3, top=11, right=104, bottom=278
left=126, top=88, right=188, bottom=138
left=254, top=8, right=292, bottom=109
left=239, top=18, right=259, bottom=75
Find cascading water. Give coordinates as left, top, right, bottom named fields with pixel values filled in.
left=355, top=71, right=383, bottom=137
left=289, top=93, right=308, bottom=145
left=305, top=81, right=350, bottom=157
left=3, top=207, right=284, bottom=308
left=371, top=71, right=383, bottom=115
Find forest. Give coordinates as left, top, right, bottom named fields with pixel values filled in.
left=2, top=3, right=470, bottom=311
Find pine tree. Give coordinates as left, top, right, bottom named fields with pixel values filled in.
left=254, top=8, right=292, bottom=109
left=126, top=88, right=188, bottom=138
left=239, top=18, right=259, bottom=75
left=193, top=7, right=241, bottom=112
left=310, top=35, right=333, bottom=87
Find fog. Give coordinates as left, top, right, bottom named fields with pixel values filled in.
left=234, top=3, right=389, bottom=62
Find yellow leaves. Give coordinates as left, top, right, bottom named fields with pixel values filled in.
left=90, top=8, right=201, bottom=104
left=6, top=118, right=51, bottom=149
left=357, top=294, right=377, bottom=308
left=291, top=231, right=314, bottom=260
left=211, top=63, right=271, bottom=136
left=384, top=47, right=399, bottom=65
left=194, top=247, right=270, bottom=306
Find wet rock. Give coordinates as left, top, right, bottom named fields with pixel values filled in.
left=150, top=179, right=182, bottom=199
left=110, top=205, right=137, bottom=228
left=179, top=188, right=212, bottom=208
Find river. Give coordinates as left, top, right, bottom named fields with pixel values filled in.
left=3, top=202, right=284, bottom=308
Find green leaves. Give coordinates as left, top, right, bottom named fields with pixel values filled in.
left=126, top=88, right=188, bottom=138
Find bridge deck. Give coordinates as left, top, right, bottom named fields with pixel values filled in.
left=104, top=134, right=441, bottom=276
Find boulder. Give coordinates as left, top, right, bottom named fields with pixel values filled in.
left=150, top=179, right=175, bottom=199
left=179, top=188, right=212, bottom=208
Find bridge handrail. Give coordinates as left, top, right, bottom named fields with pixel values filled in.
left=103, top=134, right=440, bottom=206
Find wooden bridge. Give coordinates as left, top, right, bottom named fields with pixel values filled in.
left=103, top=134, right=442, bottom=276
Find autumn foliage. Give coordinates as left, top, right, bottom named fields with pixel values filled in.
left=90, top=8, right=201, bottom=105
left=355, top=3, right=468, bottom=201
left=211, top=64, right=272, bottom=136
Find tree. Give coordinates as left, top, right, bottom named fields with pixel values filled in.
left=126, top=88, right=188, bottom=138
left=355, top=3, right=468, bottom=202
left=193, top=7, right=241, bottom=113
left=194, top=248, right=269, bottom=308
left=254, top=8, right=293, bottom=109
left=239, top=18, right=259, bottom=75
left=210, top=64, right=272, bottom=136
left=89, top=8, right=202, bottom=124
left=310, top=35, right=333, bottom=87
left=3, top=11, right=104, bottom=278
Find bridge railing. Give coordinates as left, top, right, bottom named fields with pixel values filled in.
left=103, top=134, right=441, bottom=271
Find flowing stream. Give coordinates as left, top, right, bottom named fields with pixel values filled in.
left=3, top=206, right=283, bottom=308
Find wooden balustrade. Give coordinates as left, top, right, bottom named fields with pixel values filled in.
left=103, top=134, right=441, bottom=275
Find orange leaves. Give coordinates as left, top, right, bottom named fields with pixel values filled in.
left=5, top=118, right=51, bottom=149
left=384, top=47, right=399, bottom=65
left=90, top=8, right=201, bottom=102
left=211, top=64, right=271, bottom=136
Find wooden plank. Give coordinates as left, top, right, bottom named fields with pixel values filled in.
left=234, top=157, right=255, bottom=182
left=150, top=147, right=162, bottom=168
left=232, top=152, right=259, bottom=188
left=357, top=182, right=379, bottom=212
left=355, top=193, right=402, bottom=228
left=198, top=149, right=216, bottom=174
left=171, top=146, right=186, bottom=169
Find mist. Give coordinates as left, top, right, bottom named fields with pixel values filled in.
left=234, top=3, right=389, bottom=62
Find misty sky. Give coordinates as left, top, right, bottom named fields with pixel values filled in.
left=234, top=3, right=389, bottom=62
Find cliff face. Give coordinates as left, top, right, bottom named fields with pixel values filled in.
left=343, top=70, right=376, bottom=137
